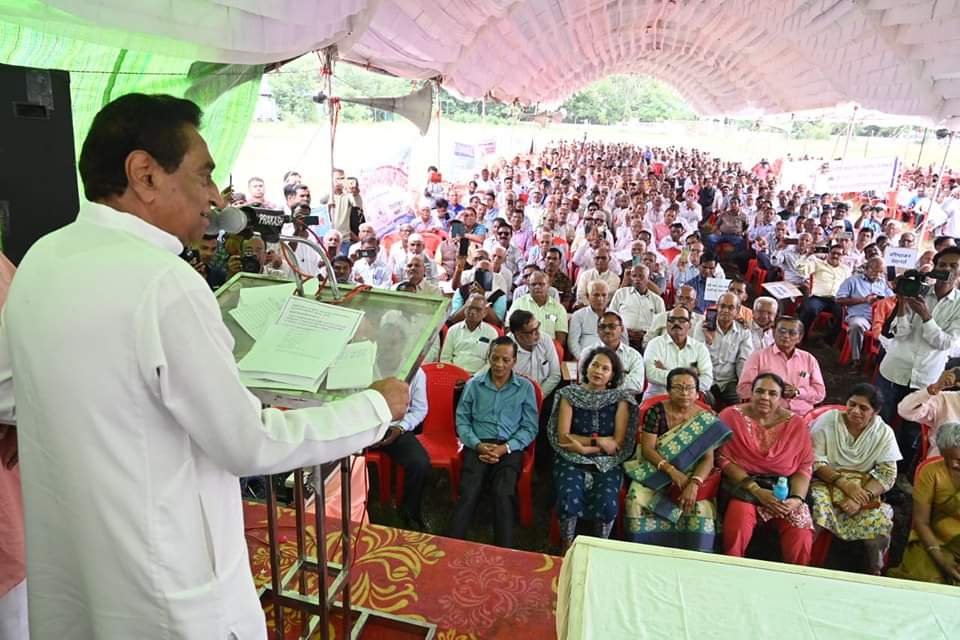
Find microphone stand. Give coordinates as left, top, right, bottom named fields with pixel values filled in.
left=278, top=234, right=342, bottom=301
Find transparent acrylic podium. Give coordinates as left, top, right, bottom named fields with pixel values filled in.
left=216, top=272, right=448, bottom=639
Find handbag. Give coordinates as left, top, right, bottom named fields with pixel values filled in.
left=721, top=474, right=780, bottom=505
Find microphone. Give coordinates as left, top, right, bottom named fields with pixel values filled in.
left=205, top=206, right=249, bottom=235
left=204, top=206, right=287, bottom=242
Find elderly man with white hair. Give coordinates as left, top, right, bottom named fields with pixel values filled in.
left=567, top=280, right=611, bottom=360
left=347, top=222, right=383, bottom=259
left=748, top=296, right=779, bottom=351
left=392, top=232, right=438, bottom=281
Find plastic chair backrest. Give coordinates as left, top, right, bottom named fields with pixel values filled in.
left=914, top=455, right=944, bottom=484
left=745, top=259, right=758, bottom=284
left=553, top=338, right=565, bottom=363
left=419, top=232, right=443, bottom=255
left=381, top=232, right=400, bottom=254
left=801, top=404, right=846, bottom=430
left=661, top=247, right=681, bottom=264
left=421, top=362, right=472, bottom=436
left=517, top=374, right=544, bottom=414
left=870, top=297, right=897, bottom=336
left=483, top=321, right=504, bottom=337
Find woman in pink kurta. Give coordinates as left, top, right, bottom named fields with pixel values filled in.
left=0, top=251, right=26, bottom=640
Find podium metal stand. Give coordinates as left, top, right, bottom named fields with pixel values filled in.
left=216, top=273, right=447, bottom=639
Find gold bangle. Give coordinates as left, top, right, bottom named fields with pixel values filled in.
left=690, top=476, right=704, bottom=486
left=656, top=459, right=669, bottom=472
left=927, top=544, right=942, bottom=553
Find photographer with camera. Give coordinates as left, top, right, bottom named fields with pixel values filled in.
left=878, top=246, right=960, bottom=471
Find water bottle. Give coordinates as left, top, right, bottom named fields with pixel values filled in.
left=773, top=476, right=789, bottom=501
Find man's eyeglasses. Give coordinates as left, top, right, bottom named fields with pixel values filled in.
left=598, top=323, right=621, bottom=331
left=517, top=323, right=541, bottom=335
left=776, top=327, right=801, bottom=336
left=667, top=317, right=690, bottom=324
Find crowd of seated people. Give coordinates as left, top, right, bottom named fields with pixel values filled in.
left=204, top=141, right=960, bottom=585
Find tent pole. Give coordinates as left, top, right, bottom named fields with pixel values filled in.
left=841, top=105, right=857, bottom=162
left=916, top=131, right=954, bottom=243
left=916, top=127, right=928, bottom=166
left=325, top=47, right=336, bottom=204
left=435, top=80, right=442, bottom=167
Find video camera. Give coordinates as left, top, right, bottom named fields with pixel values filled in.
left=895, top=269, right=950, bottom=298
left=205, top=206, right=286, bottom=243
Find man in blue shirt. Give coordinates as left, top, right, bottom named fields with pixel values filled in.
left=836, top=256, right=893, bottom=368
left=684, top=251, right=720, bottom=313
left=448, top=336, right=539, bottom=548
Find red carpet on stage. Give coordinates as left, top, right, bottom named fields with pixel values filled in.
left=244, top=501, right=561, bottom=639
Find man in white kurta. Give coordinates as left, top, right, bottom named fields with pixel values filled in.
left=0, top=94, right=407, bottom=640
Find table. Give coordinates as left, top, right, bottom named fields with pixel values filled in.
left=557, top=537, right=960, bottom=640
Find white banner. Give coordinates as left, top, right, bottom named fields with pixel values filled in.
left=451, top=141, right=475, bottom=178
left=358, top=145, right=414, bottom=237
left=779, top=157, right=899, bottom=194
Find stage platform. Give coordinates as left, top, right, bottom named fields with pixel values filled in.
left=244, top=501, right=561, bottom=639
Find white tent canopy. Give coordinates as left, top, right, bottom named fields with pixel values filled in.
left=5, top=0, right=960, bottom=126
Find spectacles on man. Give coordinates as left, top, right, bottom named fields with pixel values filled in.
left=598, top=323, right=621, bottom=331
left=667, top=317, right=690, bottom=324
left=517, top=323, right=541, bottom=335
left=776, top=327, right=801, bottom=336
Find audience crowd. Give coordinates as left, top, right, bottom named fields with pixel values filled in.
left=199, top=140, right=960, bottom=584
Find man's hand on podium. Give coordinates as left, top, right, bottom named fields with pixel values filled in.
left=369, top=378, right=410, bottom=422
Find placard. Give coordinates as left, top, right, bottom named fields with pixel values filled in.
left=704, top=277, right=731, bottom=302
left=885, top=247, right=918, bottom=269
left=762, top=281, right=804, bottom=299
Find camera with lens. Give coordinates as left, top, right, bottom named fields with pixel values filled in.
left=895, top=269, right=950, bottom=298
left=240, top=249, right=261, bottom=274
left=181, top=248, right=199, bottom=264
left=356, top=248, right=377, bottom=259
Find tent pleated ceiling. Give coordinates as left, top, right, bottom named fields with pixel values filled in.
left=4, top=0, right=960, bottom=126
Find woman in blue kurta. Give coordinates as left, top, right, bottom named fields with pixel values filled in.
left=549, top=346, right=636, bottom=550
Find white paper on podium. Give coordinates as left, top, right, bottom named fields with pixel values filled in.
left=326, top=341, right=378, bottom=390
left=237, top=296, right=363, bottom=391
left=229, top=297, right=284, bottom=340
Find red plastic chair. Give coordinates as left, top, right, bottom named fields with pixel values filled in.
left=801, top=404, right=846, bottom=430
left=416, top=362, right=473, bottom=500
left=553, top=338, right=567, bottom=362
left=364, top=449, right=395, bottom=506
left=517, top=377, right=544, bottom=528
left=380, top=232, right=400, bottom=254
left=919, top=423, right=932, bottom=461
left=745, top=259, right=758, bottom=286
left=660, top=247, right=681, bottom=264
left=419, top=232, right=443, bottom=255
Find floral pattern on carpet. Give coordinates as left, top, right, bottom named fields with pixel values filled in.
left=244, top=501, right=560, bottom=639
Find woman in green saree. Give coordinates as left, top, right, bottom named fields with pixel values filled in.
left=623, top=368, right=732, bottom=552
left=889, top=422, right=960, bottom=585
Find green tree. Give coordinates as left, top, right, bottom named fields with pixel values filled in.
left=560, top=75, right=695, bottom=124
left=268, top=56, right=321, bottom=123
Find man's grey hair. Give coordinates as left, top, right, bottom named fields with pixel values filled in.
left=753, top=296, right=778, bottom=312
left=936, top=422, right=960, bottom=452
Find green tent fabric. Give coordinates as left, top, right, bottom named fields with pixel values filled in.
left=0, top=19, right=263, bottom=192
